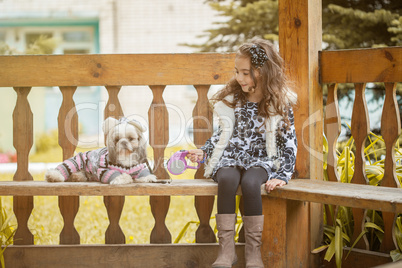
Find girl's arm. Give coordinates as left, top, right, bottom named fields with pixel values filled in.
left=268, top=107, right=297, bottom=184
left=187, top=126, right=223, bottom=163
left=200, top=126, right=222, bottom=159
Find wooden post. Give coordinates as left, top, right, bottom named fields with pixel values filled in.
left=266, top=0, right=323, bottom=267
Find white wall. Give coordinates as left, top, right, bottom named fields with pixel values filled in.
left=0, top=0, right=225, bottom=152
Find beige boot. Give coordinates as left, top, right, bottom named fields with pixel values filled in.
left=212, top=214, right=238, bottom=268
left=243, top=215, right=264, bottom=268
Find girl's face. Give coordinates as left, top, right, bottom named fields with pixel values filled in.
left=235, top=56, right=255, bottom=93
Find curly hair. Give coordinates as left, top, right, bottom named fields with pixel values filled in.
left=211, top=37, right=297, bottom=127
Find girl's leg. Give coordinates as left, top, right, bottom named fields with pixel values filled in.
left=240, top=167, right=267, bottom=268
left=240, top=167, right=268, bottom=216
left=212, top=167, right=241, bottom=267
left=216, top=167, right=241, bottom=214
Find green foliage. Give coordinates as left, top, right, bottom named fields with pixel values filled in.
left=391, top=216, right=402, bottom=261
left=174, top=195, right=243, bottom=243
left=188, top=0, right=278, bottom=52
left=0, top=43, right=18, bottom=55
left=25, top=35, right=59, bottom=55
left=0, top=35, right=59, bottom=55
left=388, top=16, right=402, bottom=44
left=188, top=0, right=402, bottom=51
left=318, top=131, right=402, bottom=266
left=0, top=198, right=16, bottom=268
left=323, top=4, right=400, bottom=49
left=35, top=130, right=59, bottom=154
left=184, top=0, right=278, bottom=52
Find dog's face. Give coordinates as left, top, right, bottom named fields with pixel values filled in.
left=103, top=117, right=147, bottom=167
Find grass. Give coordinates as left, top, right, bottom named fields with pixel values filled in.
left=0, top=144, right=218, bottom=245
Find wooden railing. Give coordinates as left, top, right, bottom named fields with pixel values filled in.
left=321, top=47, right=402, bottom=264
left=3, top=53, right=234, bottom=243
left=0, top=1, right=401, bottom=266
left=1, top=47, right=401, bottom=267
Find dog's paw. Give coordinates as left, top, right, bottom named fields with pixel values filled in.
left=110, top=173, right=133, bottom=185
left=70, top=171, right=88, bottom=182
left=134, top=174, right=158, bottom=183
left=45, top=169, right=65, bottom=182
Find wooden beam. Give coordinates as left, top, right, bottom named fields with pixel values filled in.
left=0, top=53, right=235, bottom=87
left=4, top=244, right=245, bottom=268
left=321, top=247, right=391, bottom=268
left=320, top=47, right=402, bottom=83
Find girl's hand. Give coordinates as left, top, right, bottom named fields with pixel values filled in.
left=265, top=178, right=286, bottom=193
left=187, top=149, right=204, bottom=163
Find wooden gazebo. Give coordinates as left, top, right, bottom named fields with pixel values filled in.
left=0, top=0, right=401, bottom=267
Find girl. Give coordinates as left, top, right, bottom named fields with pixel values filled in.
left=187, top=37, right=297, bottom=268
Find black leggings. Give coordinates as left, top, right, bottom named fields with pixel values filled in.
left=215, top=166, right=268, bottom=216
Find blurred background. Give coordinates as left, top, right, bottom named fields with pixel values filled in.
left=0, top=0, right=401, bottom=246
left=0, top=0, right=401, bottom=163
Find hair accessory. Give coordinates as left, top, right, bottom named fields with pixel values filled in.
left=167, top=150, right=200, bottom=175
left=118, top=117, right=130, bottom=125
left=249, top=44, right=268, bottom=68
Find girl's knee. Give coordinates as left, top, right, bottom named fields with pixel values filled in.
left=216, top=167, right=241, bottom=183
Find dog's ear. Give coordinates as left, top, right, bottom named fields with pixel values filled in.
left=127, top=120, right=146, bottom=133
left=102, top=117, right=120, bottom=136
left=137, top=134, right=148, bottom=163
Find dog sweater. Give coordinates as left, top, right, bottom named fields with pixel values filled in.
left=55, top=148, right=152, bottom=183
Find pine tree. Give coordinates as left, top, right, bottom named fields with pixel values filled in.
left=186, top=0, right=402, bottom=52
left=323, top=4, right=401, bottom=49
left=185, top=0, right=402, bottom=132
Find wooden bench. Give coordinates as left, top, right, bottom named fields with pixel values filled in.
left=1, top=1, right=401, bottom=267
left=0, top=180, right=401, bottom=214
left=1, top=177, right=402, bottom=267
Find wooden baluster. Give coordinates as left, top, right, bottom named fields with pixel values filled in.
left=350, top=83, right=369, bottom=249
left=148, top=85, right=171, bottom=243
left=380, top=82, right=401, bottom=253
left=58, top=86, right=80, bottom=244
left=324, top=83, right=341, bottom=226
left=325, top=84, right=341, bottom=183
left=105, top=85, right=124, bottom=117
left=12, top=87, right=34, bottom=245
left=193, top=85, right=216, bottom=243
left=104, top=85, right=125, bottom=244
left=104, top=196, right=125, bottom=244
left=13, top=87, right=33, bottom=182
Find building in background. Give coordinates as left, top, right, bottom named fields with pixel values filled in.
left=0, top=0, right=222, bottom=153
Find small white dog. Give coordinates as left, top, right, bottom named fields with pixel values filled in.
left=45, top=117, right=157, bottom=185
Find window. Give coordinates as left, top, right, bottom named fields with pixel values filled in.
left=63, top=31, right=92, bottom=43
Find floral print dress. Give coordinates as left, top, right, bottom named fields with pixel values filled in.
left=201, top=101, right=297, bottom=183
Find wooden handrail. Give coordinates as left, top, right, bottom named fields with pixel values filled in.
left=0, top=53, right=235, bottom=87
left=320, top=47, right=402, bottom=83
